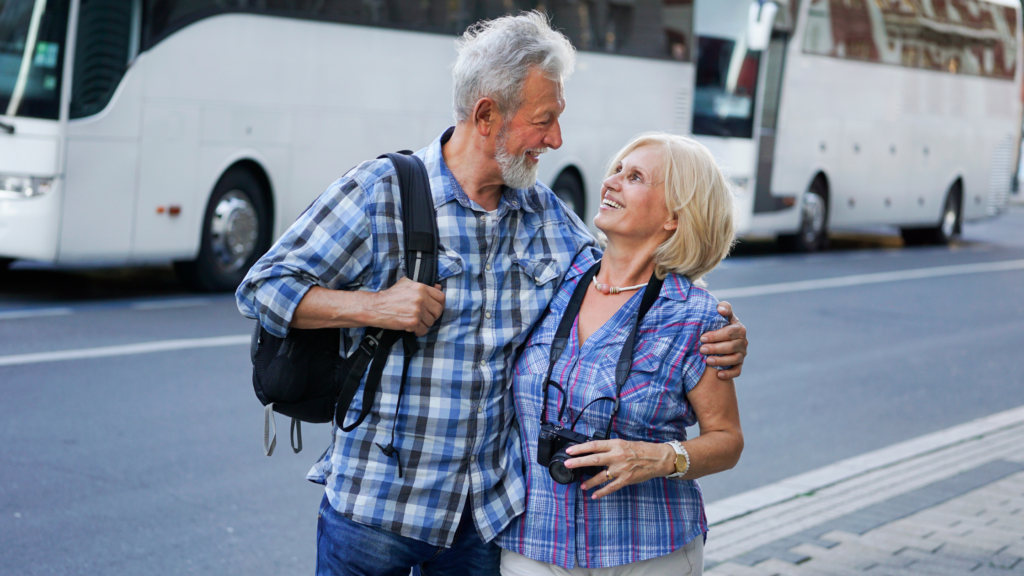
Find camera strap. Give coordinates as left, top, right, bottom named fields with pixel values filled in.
left=541, top=261, right=664, bottom=439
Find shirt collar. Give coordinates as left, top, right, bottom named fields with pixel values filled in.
left=564, top=251, right=600, bottom=282
left=660, top=273, right=691, bottom=302
left=420, top=126, right=539, bottom=214
left=563, top=252, right=691, bottom=302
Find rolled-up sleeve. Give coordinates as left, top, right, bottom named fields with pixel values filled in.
left=235, top=176, right=373, bottom=337
left=679, top=294, right=730, bottom=392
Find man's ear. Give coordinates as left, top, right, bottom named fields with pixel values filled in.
left=472, top=98, right=499, bottom=137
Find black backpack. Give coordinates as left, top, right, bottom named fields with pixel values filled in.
left=250, top=151, right=438, bottom=468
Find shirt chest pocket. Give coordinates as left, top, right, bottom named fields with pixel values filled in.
left=614, top=335, right=690, bottom=432
left=509, top=257, right=561, bottom=333
left=592, top=336, right=680, bottom=411
left=436, top=246, right=465, bottom=325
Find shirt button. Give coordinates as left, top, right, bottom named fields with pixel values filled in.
left=485, top=263, right=491, bottom=271
left=470, top=454, right=476, bottom=462
left=477, top=405, right=483, bottom=413
left=535, top=277, right=541, bottom=283
left=479, top=360, right=486, bottom=366
left=484, top=311, right=491, bottom=319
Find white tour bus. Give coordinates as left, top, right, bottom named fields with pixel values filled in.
left=695, top=0, right=1022, bottom=250
left=0, top=0, right=697, bottom=290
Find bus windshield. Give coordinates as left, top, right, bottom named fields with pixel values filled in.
left=692, top=35, right=760, bottom=139
left=0, top=0, right=69, bottom=120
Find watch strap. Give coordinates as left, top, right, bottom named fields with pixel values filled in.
left=666, top=440, right=690, bottom=479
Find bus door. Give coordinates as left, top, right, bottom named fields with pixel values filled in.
left=752, top=31, right=792, bottom=213
left=753, top=1, right=798, bottom=214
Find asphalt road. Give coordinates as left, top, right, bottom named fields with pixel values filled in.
left=2, top=206, right=1023, bottom=575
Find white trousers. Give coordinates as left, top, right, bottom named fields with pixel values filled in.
left=499, top=536, right=703, bottom=576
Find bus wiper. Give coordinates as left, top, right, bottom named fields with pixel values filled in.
left=0, top=120, right=13, bottom=134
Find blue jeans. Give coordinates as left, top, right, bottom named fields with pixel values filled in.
left=316, top=494, right=501, bottom=576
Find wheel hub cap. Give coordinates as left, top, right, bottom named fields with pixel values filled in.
left=210, top=190, right=259, bottom=274
left=802, top=192, right=826, bottom=245
left=941, top=203, right=957, bottom=238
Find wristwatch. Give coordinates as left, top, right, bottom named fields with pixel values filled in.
left=665, top=440, right=690, bottom=479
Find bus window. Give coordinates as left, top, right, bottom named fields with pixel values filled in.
left=70, top=0, right=139, bottom=119
left=548, top=0, right=693, bottom=61
left=0, top=0, right=70, bottom=120
left=802, top=0, right=1017, bottom=81
left=141, top=0, right=692, bottom=61
left=692, top=35, right=760, bottom=139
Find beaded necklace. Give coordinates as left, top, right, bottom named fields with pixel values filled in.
left=592, top=275, right=648, bottom=295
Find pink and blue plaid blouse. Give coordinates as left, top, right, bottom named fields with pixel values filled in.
left=496, top=249, right=726, bottom=568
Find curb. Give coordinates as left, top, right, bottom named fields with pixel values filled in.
left=705, top=404, right=1024, bottom=526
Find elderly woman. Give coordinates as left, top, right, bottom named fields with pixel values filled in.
left=497, top=133, right=743, bottom=575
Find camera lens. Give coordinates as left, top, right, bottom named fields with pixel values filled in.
left=548, top=448, right=577, bottom=485
left=548, top=460, right=575, bottom=485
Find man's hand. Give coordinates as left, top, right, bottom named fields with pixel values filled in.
left=290, top=278, right=446, bottom=336
left=368, top=277, right=446, bottom=337
left=700, top=301, right=747, bottom=379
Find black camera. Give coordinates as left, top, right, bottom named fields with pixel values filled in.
left=537, top=423, right=604, bottom=485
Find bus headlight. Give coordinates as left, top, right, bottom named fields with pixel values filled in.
left=0, top=175, right=54, bottom=199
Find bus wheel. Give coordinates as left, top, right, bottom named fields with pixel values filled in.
left=175, top=168, right=271, bottom=292
left=780, top=179, right=828, bottom=252
left=552, top=170, right=586, bottom=219
left=901, top=184, right=961, bottom=246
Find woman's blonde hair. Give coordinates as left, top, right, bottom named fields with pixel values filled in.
left=605, top=132, right=735, bottom=285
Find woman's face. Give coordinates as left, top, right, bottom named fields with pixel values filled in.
left=594, top=145, right=677, bottom=244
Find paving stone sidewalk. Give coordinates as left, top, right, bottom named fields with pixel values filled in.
left=707, top=468, right=1024, bottom=575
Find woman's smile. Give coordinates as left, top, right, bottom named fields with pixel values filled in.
left=600, top=193, right=625, bottom=210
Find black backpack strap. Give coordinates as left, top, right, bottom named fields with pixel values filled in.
left=335, top=327, right=389, bottom=432
left=387, top=151, right=438, bottom=287
left=333, top=150, right=437, bottom=478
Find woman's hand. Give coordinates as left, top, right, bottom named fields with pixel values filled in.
left=562, top=439, right=676, bottom=499
left=560, top=366, right=744, bottom=500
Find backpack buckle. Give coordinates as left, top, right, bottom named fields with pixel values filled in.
left=359, top=332, right=381, bottom=356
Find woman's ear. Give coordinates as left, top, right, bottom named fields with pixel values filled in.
left=664, top=216, right=679, bottom=232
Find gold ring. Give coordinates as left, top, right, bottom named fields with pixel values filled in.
left=605, top=469, right=612, bottom=481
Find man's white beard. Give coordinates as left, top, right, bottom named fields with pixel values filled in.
left=496, top=131, right=544, bottom=190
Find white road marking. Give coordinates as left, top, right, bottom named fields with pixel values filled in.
left=130, top=298, right=211, bottom=310
left=714, top=258, right=1024, bottom=299
left=0, top=335, right=250, bottom=367
left=0, top=307, right=74, bottom=321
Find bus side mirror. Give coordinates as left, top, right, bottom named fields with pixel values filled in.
left=747, top=1, right=778, bottom=51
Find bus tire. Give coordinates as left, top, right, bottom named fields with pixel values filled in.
left=552, top=170, right=586, bottom=220
left=901, top=183, right=961, bottom=246
left=780, top=178, right=829, bottom=252
left=175, top=167, right=272, bottom=292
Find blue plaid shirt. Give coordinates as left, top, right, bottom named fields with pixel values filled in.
left=495, top=249, right=726, bottom=568
left=236, top=128, right=598, bottom=546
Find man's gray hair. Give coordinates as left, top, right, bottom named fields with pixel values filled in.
left=452, top=11, right=576, bottom=123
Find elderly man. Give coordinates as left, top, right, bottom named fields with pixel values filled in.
left=236, top=12, right=748, bottom=576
